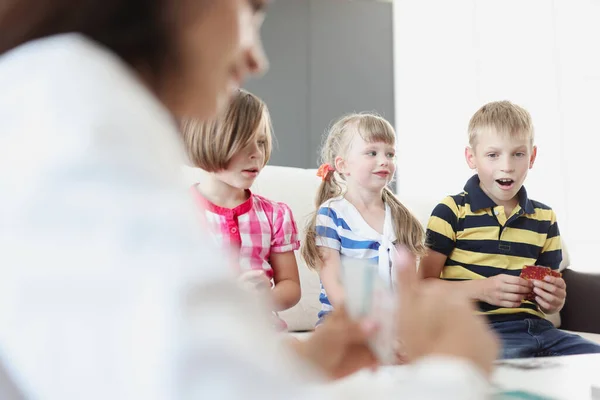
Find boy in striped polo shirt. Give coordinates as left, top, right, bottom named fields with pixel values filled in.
left=420, top=101, right=600, bottom=359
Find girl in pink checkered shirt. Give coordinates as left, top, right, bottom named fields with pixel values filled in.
left=181, top=89, right=301, bottom=331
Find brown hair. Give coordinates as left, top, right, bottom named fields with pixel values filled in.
left=0, top=0, right=195, bottom=82
left=181, top=89, right=273, bottom=171
left=468, top=100, right=534, bottom=149
left=301, top=113, right=426, bottom=270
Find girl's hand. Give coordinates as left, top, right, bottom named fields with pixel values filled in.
left=237, top=270, right=272, bottom=293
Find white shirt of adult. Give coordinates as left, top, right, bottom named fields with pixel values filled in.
left=0, top=34, right=489, bottom=400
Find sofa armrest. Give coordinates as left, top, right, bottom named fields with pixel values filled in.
left=560, top=269, right=600, bottom=334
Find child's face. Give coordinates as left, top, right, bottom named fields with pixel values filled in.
left=466, top=129, right=537, bottom=209
left=215, top=132, right=268, bottom=191
left=337, top=134, right=396, bottom=193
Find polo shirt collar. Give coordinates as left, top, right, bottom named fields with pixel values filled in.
left=464, top=174, right=534, bottom=214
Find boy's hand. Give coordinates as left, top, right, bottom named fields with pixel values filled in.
left=532, top=276, right=566, bottom=313
left=480, top=274, right=533, bottom=308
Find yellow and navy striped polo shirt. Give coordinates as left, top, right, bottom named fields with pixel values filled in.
left=426, top=175, right=562, bottom=322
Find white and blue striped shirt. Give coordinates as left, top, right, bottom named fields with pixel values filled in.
left=315, top=197, right=397, bottom=322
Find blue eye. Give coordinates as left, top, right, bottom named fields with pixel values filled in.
left=387, top=152, right=396, bottom=159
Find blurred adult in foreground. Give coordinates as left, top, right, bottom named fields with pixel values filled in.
left=0, top=0, right=497, bottom=399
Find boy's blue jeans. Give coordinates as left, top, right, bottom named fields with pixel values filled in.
left=491, top=317, right=600, bottom=359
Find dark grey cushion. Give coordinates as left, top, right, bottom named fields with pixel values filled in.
left=560, top=269, right=600, bottom=334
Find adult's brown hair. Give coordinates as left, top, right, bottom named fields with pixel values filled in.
left=0, top=0, right=180, bottom=80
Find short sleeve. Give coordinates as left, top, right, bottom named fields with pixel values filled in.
left=426, top=196, right=459, bottom=256
left=270, top=202, right=300, bottom=253
left=536, top=209, right=563, bottom=270
left=315, top=206, right=342, bottom=251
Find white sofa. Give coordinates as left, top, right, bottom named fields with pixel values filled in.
left=182, top=165, right=600, bottom=344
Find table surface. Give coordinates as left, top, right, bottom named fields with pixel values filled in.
left=490, top=354, right=600, bottom=399
left=357, top=354, right=600, bottom=400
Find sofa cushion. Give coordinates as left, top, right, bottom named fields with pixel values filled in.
left=560, top=269, right=600, bottom=334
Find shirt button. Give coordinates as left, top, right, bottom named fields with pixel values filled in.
left=494, top=210, right=499, bottom=215
left=231, top=227, right=238, bottom=233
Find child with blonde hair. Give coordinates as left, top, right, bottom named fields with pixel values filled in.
left=182, top=89, right=301, bottom=330
left=301, top=113, right=426, bottom=326
left=420, top=100, right=600, bottom=358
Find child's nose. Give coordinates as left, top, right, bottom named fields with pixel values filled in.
left=501, top=158, right=515, bottom=172
left=248, top=143, right=261, bottom=158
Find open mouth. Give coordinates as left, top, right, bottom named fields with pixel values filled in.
left=374, top=171, right=390, bottom=177
left=496, top=178, right=514, bottom=188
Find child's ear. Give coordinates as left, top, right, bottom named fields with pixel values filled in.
left=529, top=146, right=538, bottom=169
left=334, top=156, right=346, bottom=175
left=465, top=146, right=477, bottom=170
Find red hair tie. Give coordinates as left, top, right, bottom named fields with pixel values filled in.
left=316, top=163, right=335, bottom=181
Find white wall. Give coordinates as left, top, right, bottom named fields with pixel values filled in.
left=245, top=0, right=394, bottom=168
left=393, top=0, right=600, bottom=272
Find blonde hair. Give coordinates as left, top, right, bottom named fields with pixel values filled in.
left=468, top=100, right=534, bottom=150
left=181, top=89, right=273, bottom=171
left=301, top=113, right=426, bottom=270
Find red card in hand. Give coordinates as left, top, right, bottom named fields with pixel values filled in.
left=520, top=265, right=562, bottom=302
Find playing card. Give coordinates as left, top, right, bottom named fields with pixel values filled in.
left=340, top=257, right=397, bottom=364
left=520, top=266, right=562, bottom=302
left=520, top=265, right=561, bottom=280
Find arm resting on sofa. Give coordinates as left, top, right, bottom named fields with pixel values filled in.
left=560, top=269, right=600, bottom=334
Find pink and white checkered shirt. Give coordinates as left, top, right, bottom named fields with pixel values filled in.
left=191, top=185, right=300, bottom=279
